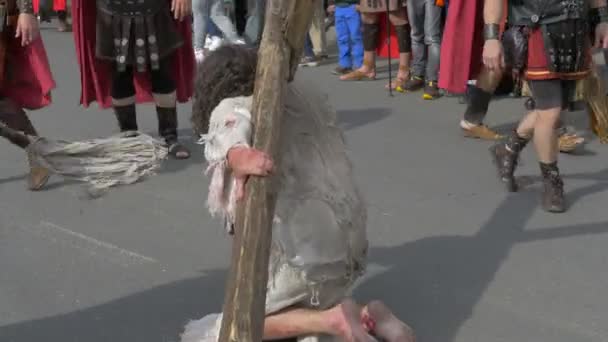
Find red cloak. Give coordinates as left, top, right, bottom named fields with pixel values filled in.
left=438, top=0, right=508, bottom=93
left=3, top=35, right=56, bottom=110
left=71, top=0, right=195, bottom=109
left=33, top=0, right=67, bottom=13
left=438, top=0, right=484, bottom=94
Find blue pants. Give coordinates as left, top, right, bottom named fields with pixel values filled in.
left=304, top=33, right=315, bottom=58
left=335, top=5, right=363, bottom=69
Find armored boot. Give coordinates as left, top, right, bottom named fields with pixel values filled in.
left=156, top=106, right=190, bottom=159
left=490, top=131, right=529, bottom=192
left=113, top=103, right=138, bottom=133
left=0, top=104, right=50, bottom=191
left=539, top=162, right=566, bottom=213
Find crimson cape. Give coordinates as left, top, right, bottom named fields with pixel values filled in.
left=439, top=0, right=508, bottom=93
left=3, top=35, right=55, bottom=110
left=71, top=0, right=195, bottom=109
left=438, top=0, right=484, bottom=94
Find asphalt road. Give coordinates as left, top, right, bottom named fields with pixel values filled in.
left=1, top=23, right=608, bottom=342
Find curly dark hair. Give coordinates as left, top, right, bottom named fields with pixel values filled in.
left=191, top=45, right=258, bottom=135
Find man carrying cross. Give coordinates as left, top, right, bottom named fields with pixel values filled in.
left=181, top=44, right=415, bottom=342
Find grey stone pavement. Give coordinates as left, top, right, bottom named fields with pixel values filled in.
left=2, top=24, right=608, bottom=342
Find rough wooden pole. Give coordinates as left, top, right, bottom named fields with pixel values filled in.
left=217, top=2, right=314, bottom=342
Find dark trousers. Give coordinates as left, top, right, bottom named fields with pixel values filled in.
left=111, top=59, right=176, bottom=100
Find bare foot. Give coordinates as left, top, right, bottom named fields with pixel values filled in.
left=363, top=300, right=415, bottom=342
left=385, top=69, right=410, bottom=90
left=340, top=67, right=376, bottom=81
left=329, top=299, right=373, bottom=342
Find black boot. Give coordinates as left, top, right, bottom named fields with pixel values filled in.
left=113, top=104, right=138, bottom=133
left=539, top=162, right=566, bottom=213
left=490, top=131, right=529, bottom=192
left=156, top=106, right=190, bottom=159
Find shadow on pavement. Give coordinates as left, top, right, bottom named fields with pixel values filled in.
left=337, top=107, right=391, bottom=131
left=2, top=173, right=608, bottom=342
left=0, top=270, right=227, bottom=342
left=355, top=186, right=608, bottom=342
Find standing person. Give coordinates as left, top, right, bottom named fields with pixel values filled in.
left=193, top=0, right=245, bottom=61
left=182, top=43, right=415, bottom=342
left=310, top=0, right=328, bottom=59
left=33, top=0, right=70, bottom=32
left=403, top=0, right=443, bottom=99
left=243, top=0, right=264, bottom=45
left=439, top=0, right=584, bottom=152
left=300, top=33, right=320, bottom=67
left=340, top=0, right=411, bottom=90
left=0, top=0, right=56, bottom=190
left=328, top=0, right=363, bottom=75
left=70, top=0, right=196, bottom=159
left=483, top=0, right=608, bottom=212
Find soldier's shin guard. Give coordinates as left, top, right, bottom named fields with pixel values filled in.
left=112, top=98, right=138, bottom=132
left=362, top=23, right=379, bottom=51
left=463, top=86, right=492, bottom=125
left=394, top=24, right=411, bottom=53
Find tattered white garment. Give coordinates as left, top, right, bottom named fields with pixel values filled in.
left=182, top=78, right=368, bottom=342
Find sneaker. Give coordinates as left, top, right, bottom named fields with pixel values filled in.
left=299, top=56, right=319, bottom=67
left=195, top=49, right=205, bottom=63
left=208, top=36, right=224, bottom=51
left=423, top=81, right=441, bottom=100
left=234, top=38, right=247, bottom=45
left=204, top=35, right=213, bottom=50
left=332, top=66, right=353, bottom=75
left=402, top=76, right=425, bottom=92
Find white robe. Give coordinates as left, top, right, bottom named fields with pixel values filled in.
left=181, top=78, right=368, bottom=342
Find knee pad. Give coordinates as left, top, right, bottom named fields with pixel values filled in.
left=394, top=24, right=411, bottom=53
left=362, top=23, right=379, bottom=51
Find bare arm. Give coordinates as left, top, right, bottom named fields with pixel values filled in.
left=483, top=0, right=503, bottom=25
left=482, top=0, right=504, bottom=70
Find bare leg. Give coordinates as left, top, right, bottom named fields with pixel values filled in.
left=264, top=299, right=371, bottom=342
left=533, top=107, right=560, bottom=163
left=476, top=66, right=503, bottom=93
left=386, top=10, right=410, bottom=89
left=515, top=110, right=537, bottom=139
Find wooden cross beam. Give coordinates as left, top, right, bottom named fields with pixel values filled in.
left=217, top=2, right=315, bottom=342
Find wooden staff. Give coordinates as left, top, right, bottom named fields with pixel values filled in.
left=217, top=1, right=314, bottom=342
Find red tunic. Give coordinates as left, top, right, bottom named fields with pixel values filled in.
left=525, top=28, right=591, bottom=81
left=71, top=0, right=195, bottom=109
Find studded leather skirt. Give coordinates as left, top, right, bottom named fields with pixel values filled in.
left=95, top=4, right=184, bottom=72
left=359, top=0, right=405, bottom=13
left=525, top=19, right=591, bottom=81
